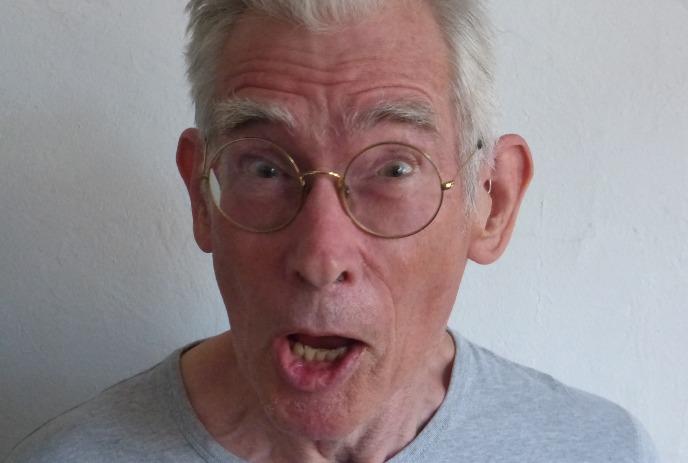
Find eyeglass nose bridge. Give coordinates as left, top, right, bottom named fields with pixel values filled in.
left=299, top=170, right=345, bottom=190
left=298, top=169, right=356, bottom=222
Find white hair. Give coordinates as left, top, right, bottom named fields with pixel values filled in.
left=184, top=0, right=497, bottom=209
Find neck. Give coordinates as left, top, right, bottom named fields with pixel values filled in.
left=181, top=331, right=455, bottom=463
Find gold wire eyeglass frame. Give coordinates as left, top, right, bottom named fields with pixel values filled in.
left=200, top=137, right=483, bottom=239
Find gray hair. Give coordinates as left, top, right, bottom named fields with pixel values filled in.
left=184, top=0, right=496, bottom=209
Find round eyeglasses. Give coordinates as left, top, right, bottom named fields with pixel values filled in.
left=201, top=137, right=477, bottom=239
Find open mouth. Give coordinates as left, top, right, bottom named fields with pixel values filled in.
left=289, top=334, right=356, bottom=362
left=274, top=333, right=365, bottom=392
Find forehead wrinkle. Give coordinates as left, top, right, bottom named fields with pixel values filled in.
left=209, top=97, right=296, bottom=138
left=228, top=52, right=378, bottom=90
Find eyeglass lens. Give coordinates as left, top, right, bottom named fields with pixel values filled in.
left=207, top=138, right=445, bottom=237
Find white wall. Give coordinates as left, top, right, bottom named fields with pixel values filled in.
left=1, top=1, right=686, bottom=461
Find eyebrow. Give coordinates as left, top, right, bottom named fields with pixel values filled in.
left=209, top=97, right=296, bottom=136
left=347, top=99, right=439, bottom=133
left=208, top=96, right=439, bottom=139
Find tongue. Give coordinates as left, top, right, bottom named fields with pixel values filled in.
left=292, top=334, right=353, bottom=349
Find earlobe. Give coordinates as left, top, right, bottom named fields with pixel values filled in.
left=193, top=206, right=213, bottom=253
left=176, top=128, right=213, bottom=253
left=468, top=134, right=533, bottom=265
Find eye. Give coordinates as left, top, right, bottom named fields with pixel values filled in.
left=377, top=160, right=414, bottom=178
left=246, top=159, right=283, bottom=179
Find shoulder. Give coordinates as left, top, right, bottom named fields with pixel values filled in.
left=5, top=352, right=193, bottom=463
left=438, top=333, right=658, bottom=462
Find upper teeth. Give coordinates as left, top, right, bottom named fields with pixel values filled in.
left=292, top=341, right=347, bottom=362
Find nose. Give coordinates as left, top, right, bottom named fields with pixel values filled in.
left=285, top=172, right=360, bottom=289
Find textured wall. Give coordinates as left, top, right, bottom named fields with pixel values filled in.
left=1, top=1, right=686, bottom=461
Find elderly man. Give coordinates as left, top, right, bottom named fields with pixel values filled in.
left=7, top=1, right=657, bottom=462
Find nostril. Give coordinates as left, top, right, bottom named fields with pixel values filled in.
left=293, top=270, right=349, bottom=287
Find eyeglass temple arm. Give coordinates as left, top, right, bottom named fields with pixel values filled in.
left=442, top=139, right=484, bottom=191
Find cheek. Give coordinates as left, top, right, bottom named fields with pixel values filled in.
left=210, top=227, right=284, bottom=323
left=387, top=215, right=468, bottom=339
left=211, top=218, right=285, bottom=279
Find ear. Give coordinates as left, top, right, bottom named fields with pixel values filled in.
left=468, top=134, right=533, bottom=264
left=176, top=128, right=212, bottom=253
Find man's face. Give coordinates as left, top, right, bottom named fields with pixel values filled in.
left=203, top=2, right=477, bottom=439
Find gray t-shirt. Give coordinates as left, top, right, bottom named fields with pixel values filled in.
left=5, top=331, right=658, bottom=462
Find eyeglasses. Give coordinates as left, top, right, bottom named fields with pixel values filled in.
left=201, top=137, right=481, bottom=239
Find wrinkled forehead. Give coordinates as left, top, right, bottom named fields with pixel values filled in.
left=217, top=3, right=452, bottom=82
left=210, top=2, right=456, bottom=137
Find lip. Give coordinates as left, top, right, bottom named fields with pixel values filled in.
left=273, top=334, right=365, bottom=393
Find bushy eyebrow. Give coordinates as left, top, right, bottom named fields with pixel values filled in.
left=347, top=99, right=439, bottom=133
left=207, top=97, right=438, bottom=139
left=208, top=97, right=296, bottom=137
